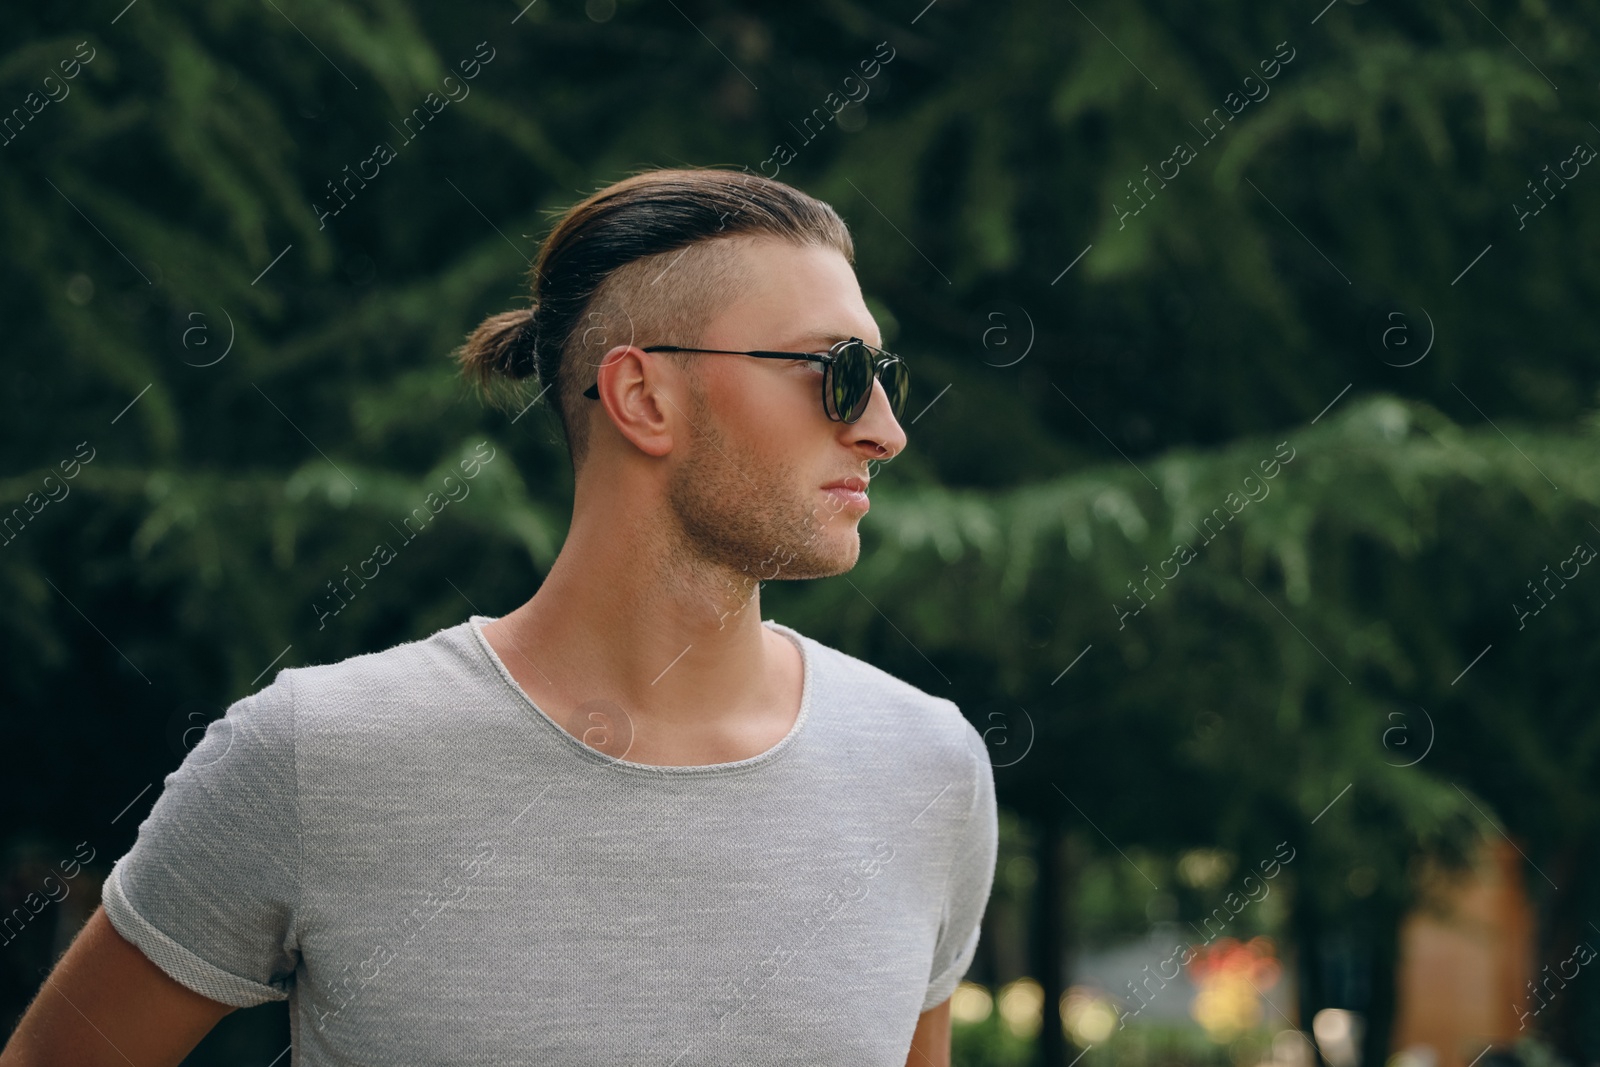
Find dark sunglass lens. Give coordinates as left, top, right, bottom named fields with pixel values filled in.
left=823, top=364, right=846, bottom=421
left=882, top=360, right=909, bottom=420
left=843, top=342, right=877, bottom=422
left=851, top=343, right=876, bottom=422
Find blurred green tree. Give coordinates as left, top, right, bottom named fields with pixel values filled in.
left=3, top=0, right=1597, bottom=1062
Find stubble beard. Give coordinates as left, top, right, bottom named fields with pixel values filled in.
left=664, top=383, right=860, bottom=594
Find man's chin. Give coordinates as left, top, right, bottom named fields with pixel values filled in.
left=765, top=535, right=860, bottom=581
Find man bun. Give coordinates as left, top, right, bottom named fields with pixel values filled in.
left=454, top=305, right=539, bottom=389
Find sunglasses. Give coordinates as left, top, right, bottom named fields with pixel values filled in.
left=581, top=337, right=909, bottom=425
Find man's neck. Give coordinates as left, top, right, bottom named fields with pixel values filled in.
left=480, top=503, right=802, bottom=759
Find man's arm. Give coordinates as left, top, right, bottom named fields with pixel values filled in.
left=0, top=904, right=236, bottom=1067
left=904, top=995, right=952, bottom=1067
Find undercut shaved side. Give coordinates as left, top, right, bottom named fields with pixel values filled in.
left=561, top=237, right=755, bottom=466
left=452, top=168, right=853, bottom=472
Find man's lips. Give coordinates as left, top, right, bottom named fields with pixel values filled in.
left=820, top=476, right=869, bottom=493
left=821, top=477, right=870, bottom=512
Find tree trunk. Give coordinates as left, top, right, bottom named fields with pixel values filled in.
left=1359, top=897, right=1402, bottom=1067
left=1293, top=887, right=1330, bottom=1067
left=1032, top=817, right=1069, bottom=1067
left=1537, top=838, right=1595, bottom=1058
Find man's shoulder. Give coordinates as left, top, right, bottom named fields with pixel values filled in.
left=785, top=623, right=980, bottom=758
left=803, top=632, right=955, bottom=709
left=263, top=616, right=483, bottom=723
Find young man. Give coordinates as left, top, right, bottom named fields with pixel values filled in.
left=0, top=169, right=998, bottom=1066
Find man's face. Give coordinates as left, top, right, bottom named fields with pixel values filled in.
left=664, top=236, right=907, bottom=584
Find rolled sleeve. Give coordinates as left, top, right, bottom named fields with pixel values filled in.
left=921, top=732, right=998, bottom=1012
left=101, top=673, right=302, bottom=1007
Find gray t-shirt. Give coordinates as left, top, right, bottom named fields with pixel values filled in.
left=103, top=615, right=998, bottom=1065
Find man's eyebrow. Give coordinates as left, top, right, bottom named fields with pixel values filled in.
left=776, top=331, right=880, bottom=351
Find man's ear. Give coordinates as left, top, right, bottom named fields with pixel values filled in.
left=590, top=344, right=678, bottom=458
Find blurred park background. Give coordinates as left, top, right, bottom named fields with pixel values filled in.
left=3, top=0, right=1599, bottom=1063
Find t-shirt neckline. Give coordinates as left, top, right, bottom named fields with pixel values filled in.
left=463, top=614, right=814, bottom=777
